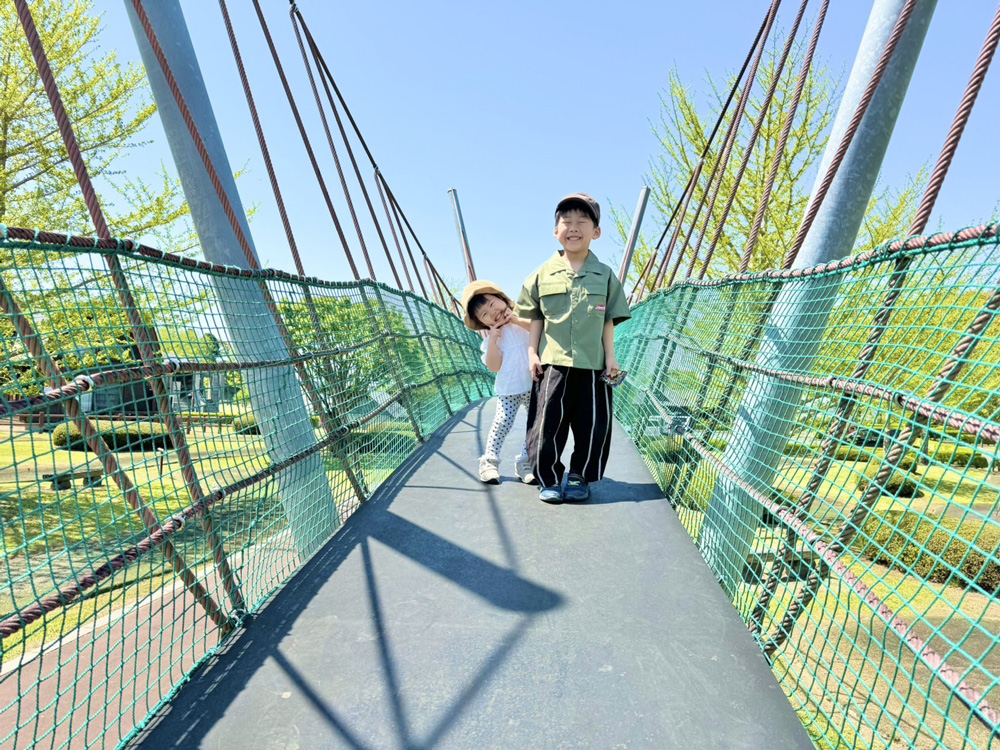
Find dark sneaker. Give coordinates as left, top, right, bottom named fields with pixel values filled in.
left=538, top=486, right=562, bottom=504
left=563, top=473, right=590, bottom=502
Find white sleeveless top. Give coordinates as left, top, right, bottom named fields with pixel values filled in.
left=481, top=324, right=532, bottom=396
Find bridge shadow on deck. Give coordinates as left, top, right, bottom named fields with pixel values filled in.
left=129, top=401, right=811, bottom=750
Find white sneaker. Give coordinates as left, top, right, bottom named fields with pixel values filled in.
left=479, top=457, right=500, bottom=484
left=514, top=457, right=537, bottom=485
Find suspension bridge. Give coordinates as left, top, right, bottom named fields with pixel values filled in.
left=2, top=1, right=1000, bottom=749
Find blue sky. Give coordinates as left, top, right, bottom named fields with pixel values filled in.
left=88, top=0, right=1000, bottom=299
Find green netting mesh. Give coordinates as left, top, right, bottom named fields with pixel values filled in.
left=615, top=226, right=1000, bottom=749
left=0, top=228, right=492, bottom=749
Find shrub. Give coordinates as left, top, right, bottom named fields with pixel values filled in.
left=856, top=472, right=920, bottom=499
left=937, top=445, right=990, bottom=470
left=782, top=442, right=815, bottom=457
left=231, top=415, right=260, bottom=435
left=833, top=446, right=865, bottom=462
left=862, top=453, right=918, bottom=477
left=852, top=511, right=1000, bottom=593
left=52, top=419, right=173, bottom=452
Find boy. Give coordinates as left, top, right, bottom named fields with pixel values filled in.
left=516, top=193, right=631, bottom=503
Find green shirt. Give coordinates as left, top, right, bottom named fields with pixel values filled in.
left=516, top=251, right=632, bottom=370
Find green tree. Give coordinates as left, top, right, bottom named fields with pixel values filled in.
left=0, top=0, right=193, bottom=248
left=614, top=40, right=926, bottom=288
left=277, top=293, right=424, bottom=420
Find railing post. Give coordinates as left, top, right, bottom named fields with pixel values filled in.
left=449, top=188, right=477, bottom=284
left=619, top=187, right=651, bottom=283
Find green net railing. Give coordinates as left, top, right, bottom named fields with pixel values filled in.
left=0, top=227, right=492, bottom=749
left=615, top=224, right=1000, bottom=749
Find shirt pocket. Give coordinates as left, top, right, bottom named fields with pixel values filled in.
left=538, top=280, right=571, bottom=318
left=583, top=277, right=608, bottom=315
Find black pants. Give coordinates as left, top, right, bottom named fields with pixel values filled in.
left=526, top=365, right=613, bottom=487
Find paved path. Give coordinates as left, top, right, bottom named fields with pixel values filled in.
left=128, top=400, right=812, bottom=750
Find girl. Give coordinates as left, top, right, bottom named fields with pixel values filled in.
left=461, top=281, right=536, bottom=485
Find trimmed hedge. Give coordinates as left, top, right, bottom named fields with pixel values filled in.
left=833, top=445, right=866, bottom=462
left=937, top=445, right=990, bottom=470
left=783, top=442, right=816, bottom=457
left=231, top=414, right=324, bottom=436
left=853, top=511, right=1000, bottom=593
left=855, top=472, right=920, bottom=499
left=52, top=419, right=173, bottom=452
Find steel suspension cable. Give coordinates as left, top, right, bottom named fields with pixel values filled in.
left=681, top=0, right=783, bottom=282
left=741, top=0, right=829, bottom=273
left=661, top=0, right=783, bottom=290
left=630, top=10, right=772, bottom=301
left=782, top=0, right=919, bottom=268
left=130, top=0, right=370, bottom=506
left=294, top=11, right=405, bottom=290
left=292, top=7, right=450, bottom=293
left=698, top=0, right=810, bottom=279
left=249, top=0, right=365, bottom=278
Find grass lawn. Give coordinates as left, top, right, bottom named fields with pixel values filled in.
left=1, top=422, right=407, bottom=662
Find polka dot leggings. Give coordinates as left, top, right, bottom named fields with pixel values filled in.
left=482, top=392, right=531, bottom=463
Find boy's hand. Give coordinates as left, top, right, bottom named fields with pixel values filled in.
left=604, top=357, right=621, bottom=379
left=529, top=351, right=543, bottom=382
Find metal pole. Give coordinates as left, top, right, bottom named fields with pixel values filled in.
left=619, top=186, right=651, bottom=283
left=448, top=188, right=476, bottom=283
left=123, top=0, right=339, bottom=558
left=699, top=0, right=938, bottom=593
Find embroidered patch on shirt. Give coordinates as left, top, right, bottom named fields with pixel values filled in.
left=595, top=304, right=606, bottom=312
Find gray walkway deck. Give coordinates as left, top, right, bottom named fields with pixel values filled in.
left=130, top=400, right=812, bottom=749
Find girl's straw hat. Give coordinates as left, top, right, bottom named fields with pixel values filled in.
left=461, top=280, right=514, bottom=331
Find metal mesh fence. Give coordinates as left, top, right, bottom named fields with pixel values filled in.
left=615, top=224, right=1000, bottom=749
left=0, top=227, right=492, bottom=749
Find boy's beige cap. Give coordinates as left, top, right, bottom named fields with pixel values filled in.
left=555, top=193, right=600, bottom=227
left=461, top=280, right=513, bottom=331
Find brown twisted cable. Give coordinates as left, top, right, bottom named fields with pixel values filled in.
left=247, top=0, right=362, bottom=279
left=908, top=2, right=1000, bottom=235
left=663, top=5, right=782, bottom=289
left=634, top=11, right=772, bottom=300
left=286, top=7, right=378, bottom=281
left=682, top=0, right=782, bottom=281
left=783, top=0, right=918, bottom=269
left=293, top=8, right=448, bottom=291
left=646, top=161, right=702, bottom=297
left=742, top=0, right=829, bottom=273
left=374, top=168, right=416, bottom=293
left=295, top=10, right=404, bottom=289
left=217, top=0, right=304, bottom=278
left=16, top=0, right=239, bottom=618
left=383, top=181, right=430, bottom=299
left=631, top=165, right=700, bottom=303
left=699, top=0, right=810, bottom=279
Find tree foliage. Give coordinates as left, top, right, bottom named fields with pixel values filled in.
left=0, top=0, right=193, bottom=249
left=614, top=38, right=926, bottom=289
